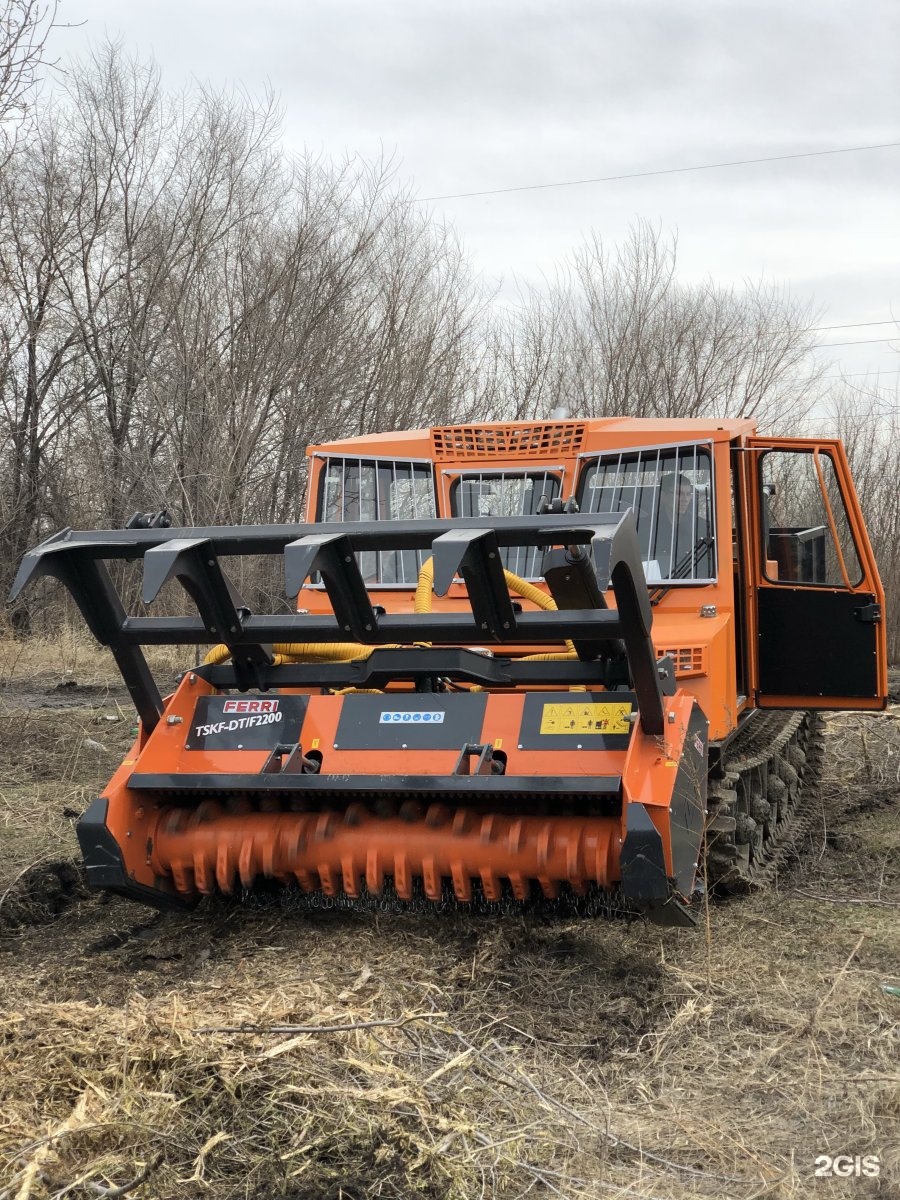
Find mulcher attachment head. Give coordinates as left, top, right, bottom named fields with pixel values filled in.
left=12, top=511, right=706, bottom=925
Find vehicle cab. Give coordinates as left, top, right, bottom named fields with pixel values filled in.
left=303, top=419, right=887, bottom=741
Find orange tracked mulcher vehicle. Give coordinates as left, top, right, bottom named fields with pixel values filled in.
left=11, top=418, right=887, bottom=925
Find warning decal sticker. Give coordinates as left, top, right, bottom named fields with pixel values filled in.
left=518, top=692, right=635, bottom=750
left=335, top=692, right=487, bottom=750
left=539, top=701, right=632, bottom=736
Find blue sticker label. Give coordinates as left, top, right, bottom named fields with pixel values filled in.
left=379, top=711, right=445, bottom=724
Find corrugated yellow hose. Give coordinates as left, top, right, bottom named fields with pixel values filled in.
left=203, top=555, right=577, bottom=673
left=412, top=557, right=577, bottom=662
left=501, top=570, right=576, bottom=660
left=500, top=563, right=581, bottom=686
left=273, top=642, right=390, bottom=660
left=203, top=641, right=394, bottom=666
left=414, top=556, right=434, bottom=614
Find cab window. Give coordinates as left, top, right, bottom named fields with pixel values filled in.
left=759, top=449, right=863, bottom=587
left=576, top=445, right=716, bottom=583
left=317, top=456, right=435, bottom=584
left=449, top=470, right=561, bottom=578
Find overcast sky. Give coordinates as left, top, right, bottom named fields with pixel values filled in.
left=54, top=0, right=900, bottom=390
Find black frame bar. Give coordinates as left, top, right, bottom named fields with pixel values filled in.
left=10, top=512, right=665, bottom=734
left=199, top=649, right=629, bottom=691
left=129, top=772, right=623, bottom=798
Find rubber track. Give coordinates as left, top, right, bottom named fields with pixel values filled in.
left=706, top=710, right=825, bottom=891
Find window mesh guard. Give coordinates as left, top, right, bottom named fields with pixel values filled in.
left=577, top=445, right=715, bottom=584
left=450, top=470, right=561, bottom=579
left=318, top=457, right=436, bottom=585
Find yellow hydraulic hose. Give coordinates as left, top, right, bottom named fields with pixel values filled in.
left=502, top=570, right=576, bottom=658
left=203, top=641, right=395, bottom=666
left=504, top=571, right=554, bottom=612
left=273, top=642, right=385, bottom=660
left=203, top=643, right=233, bottom=666
left=413, top=556, right=577, bottom=660
left=203, top=556, right=576, bottom=668
left=414, top=557, right=434, bottom=613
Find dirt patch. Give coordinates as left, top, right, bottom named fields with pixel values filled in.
left=2, top=678, right=130, bottom=710
left=0, top=860, right=88, bottom=933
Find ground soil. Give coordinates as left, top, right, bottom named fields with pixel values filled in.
left=0, top=638, right=898, bottom=1199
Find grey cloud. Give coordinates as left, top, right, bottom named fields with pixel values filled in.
left=53, top=0, right=900, bottom=372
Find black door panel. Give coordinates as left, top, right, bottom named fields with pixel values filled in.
left=757, top=589, right=879, bottom=699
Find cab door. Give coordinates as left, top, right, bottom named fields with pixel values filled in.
left=745, top=437, right=887, bottom=709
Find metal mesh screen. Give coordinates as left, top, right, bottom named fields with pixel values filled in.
left=449, top=470, right=561, bottom=578
left=432, top=422, right=585, bottom=459
left=317, top=457, right=436, bottom=584
left=576, top=445, right=716, bottom=584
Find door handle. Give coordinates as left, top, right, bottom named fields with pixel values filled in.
left=853, top=602, right=881, bottom=624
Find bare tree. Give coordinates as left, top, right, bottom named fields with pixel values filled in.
left=822, top=375, right=900, bottom=662
left=497, top=222, right=823, bottom=429
left=488, top=286, right=566, bottom=422
left=0, top=114, right=83, bottom=587
left=8, top=42, right=880, bottom=636
left=46, top=45, right=286, bottom=526
left=0, top=0, right=57, bottom=141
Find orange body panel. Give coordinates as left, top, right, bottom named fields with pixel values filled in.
left=306, top=419, right=749, bottom=740
left=306, top=419, right=887, bottom=727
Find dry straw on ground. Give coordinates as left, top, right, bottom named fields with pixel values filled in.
left=0, top=639, right=898, bottom=1199
left=2, top=904, right=897, bottom=1200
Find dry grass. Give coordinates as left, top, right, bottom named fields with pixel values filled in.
left=0, top=641, right=898, bottom=1198
left=2, top=903, right=897, bottom=1199
left=0, top=626, right=191, bottom=691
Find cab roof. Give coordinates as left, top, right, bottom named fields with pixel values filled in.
left=308, top=416, right=756, bottom=460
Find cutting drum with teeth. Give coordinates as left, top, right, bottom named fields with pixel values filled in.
left=11, top=417, right=887, bottom=926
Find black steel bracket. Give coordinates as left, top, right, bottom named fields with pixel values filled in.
left=142, top=537, right=272, bottom=691
left=261, top=743, right=313, bottom=775
left=453, top=743, right=497, bottom=776
left=8, top=533, right=163, bottom=731
left=541, top=545, right=623, bottom=662
left=285, top=532, right=379, bottom=640
left=432, top=528, right=517, bottom=638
